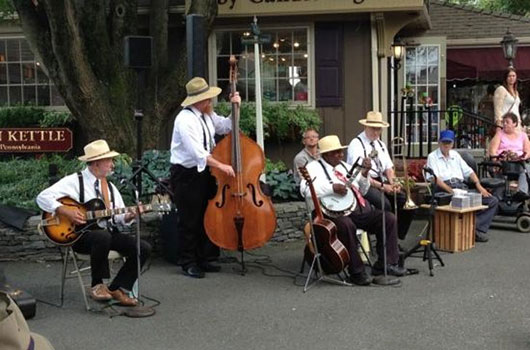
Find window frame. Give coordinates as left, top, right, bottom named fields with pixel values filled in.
left=403, top=43, right=442, bottom=144
left=0, top=35, right=65, bottom=107
left=208, top=24, right=315, bottom=107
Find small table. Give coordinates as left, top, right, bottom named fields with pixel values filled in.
left=421, top=204, right=487, bottom=253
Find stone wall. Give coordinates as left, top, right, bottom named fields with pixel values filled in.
left=0, top=201, right=308, bottom=261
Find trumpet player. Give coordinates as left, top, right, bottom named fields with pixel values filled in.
left=347, top=111, right=416, bottom=240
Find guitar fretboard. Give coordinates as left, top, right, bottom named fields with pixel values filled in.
left=85, top=204, right=152, bottom=220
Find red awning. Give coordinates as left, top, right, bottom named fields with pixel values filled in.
left=447, top=47, right=530, bottom=81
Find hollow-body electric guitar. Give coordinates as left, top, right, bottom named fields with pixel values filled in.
left=39, top=196, right=171, bottom=246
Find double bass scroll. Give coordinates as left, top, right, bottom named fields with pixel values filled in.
left=204, top=55, right=277, bottom=251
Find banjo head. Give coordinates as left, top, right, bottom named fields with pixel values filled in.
left=320, top=189, right=355, bottom=214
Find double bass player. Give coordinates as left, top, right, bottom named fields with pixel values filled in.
left=169, top=77, right=240, bottom=279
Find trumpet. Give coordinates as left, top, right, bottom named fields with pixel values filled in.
left=390, top=137, right=417, bottom=211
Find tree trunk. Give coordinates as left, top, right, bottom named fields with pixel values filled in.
left=12, top=0, right=218, bottom=155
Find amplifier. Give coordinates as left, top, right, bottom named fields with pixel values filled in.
left=0, top=284, right=36, bottom=319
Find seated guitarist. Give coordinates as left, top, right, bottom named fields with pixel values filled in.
left=36, top=139, right=151, bottom=306
left=300, top=135, right=406, bottom=286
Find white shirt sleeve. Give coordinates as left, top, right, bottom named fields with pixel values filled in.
left=109, top=182, right=130, bottom=226
left=208, top=111, right=232, bottom=135
left=455, top=151, right=473, bottom=179
left=36, top=174, right=80, bottom=214
left=347, top=138, right=363, bottom=165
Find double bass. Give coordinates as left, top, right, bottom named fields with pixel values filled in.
left=204, top=56, right=277, bottom=258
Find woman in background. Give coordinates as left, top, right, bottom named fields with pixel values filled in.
left=494, top=67, right=521, bottom=129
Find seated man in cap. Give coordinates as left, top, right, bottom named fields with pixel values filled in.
left=300, top=135, right=406, bottom=285
left=426, top=130, right=499, bottom=242
left=170, top=77, right=240, bottom=279
left=347, top=111, right=416, bottom=241
left=37, top=140, right=151, bottom=306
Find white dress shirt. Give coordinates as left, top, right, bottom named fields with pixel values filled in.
left=170, top=106, right=232, bottom=172
left=347, top=131, right=393, bottom=179
left=299, top=159, right=370, bottom=200
left=36, top=167, right=128, bottom=226
left=426, top=148, right=473, bottom=182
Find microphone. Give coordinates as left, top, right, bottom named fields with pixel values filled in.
left=347, top=156, right=361, bottom=177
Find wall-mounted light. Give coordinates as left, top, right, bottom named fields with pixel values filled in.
left=501, top=28, right=518, bottom=68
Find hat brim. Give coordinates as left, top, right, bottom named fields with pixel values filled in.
left=359, top=119, right=390, bottom=128
left=32, top=332, right=55, bottom=350
left=320, top=145, right=348, bottom=154
left=78, top=150, right=120, bottom=162
left=439, top=138, right=454, bottom=143
left=181, top=87, right=222, bottom=107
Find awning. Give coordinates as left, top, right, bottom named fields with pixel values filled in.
left=447, top=47, right=530, bottom=81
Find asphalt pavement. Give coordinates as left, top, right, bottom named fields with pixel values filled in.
left=4, top=219, right=530, bottom=350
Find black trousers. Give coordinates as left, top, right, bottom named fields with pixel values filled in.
left=328, top=204, right=399, bottom=274
left=363, top=186, right=415, bottom=240
left=72, top=229, right=151, bottom=290
left=170, top=164, right=219, bottom=268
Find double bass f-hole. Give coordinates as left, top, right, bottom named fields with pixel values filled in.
left=247, top=183, right=264, bottom=207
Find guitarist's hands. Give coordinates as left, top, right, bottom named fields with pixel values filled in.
left=57, top=205, right=86, bottom=225
left=124, top=202, right=144, bottom=223
left=332, top=183, right=347, bottom=196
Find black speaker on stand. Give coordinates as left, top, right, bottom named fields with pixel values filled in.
left=186, top=14, right=206, bottom=79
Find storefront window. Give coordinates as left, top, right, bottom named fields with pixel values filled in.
left=0, top=37, right=64, bottom=106
left=404, top=45, right=440, bottom=143
left=212, top=27, right=310, bottom=105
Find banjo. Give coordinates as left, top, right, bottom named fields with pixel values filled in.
left=320, top=149, right=378, bottom=218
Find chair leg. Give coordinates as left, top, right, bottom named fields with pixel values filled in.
left=59, top=247, right=69, bottom=307
left=70, top=250, right=91, bottom=311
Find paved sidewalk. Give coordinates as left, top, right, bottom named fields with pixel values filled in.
left=4, top=221, right=530, bottom=350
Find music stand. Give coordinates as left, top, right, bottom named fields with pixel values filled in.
left=399, top=170, right=444, bottom=276
left=302, top=197, right=351, bottom=292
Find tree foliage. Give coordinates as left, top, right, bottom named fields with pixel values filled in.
left=447, top=0, right=530, bottom=17
left=10, top=0, right=218, bottom=154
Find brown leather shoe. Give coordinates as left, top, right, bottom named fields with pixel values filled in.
left=108, top=288, right=138, bottom=306
left=90, top=284, right=112, bottom=301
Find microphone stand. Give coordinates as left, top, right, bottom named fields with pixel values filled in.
left=371, top=155, right=401, bottom=286
left=120, top=179, right=156, bottom=318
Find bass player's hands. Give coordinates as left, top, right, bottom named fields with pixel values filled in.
left=56, top=205, right=86, bottom=225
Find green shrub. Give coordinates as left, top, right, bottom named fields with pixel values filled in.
left=0, top=106, right=73, bottom=127
left=265, top=169, right=299, bottom=201
left=0, top=106, right=46, bottom=127
left=215, top=101, right=321, bottom=142
left=0, top=155, right=83, bottom=211
left=39, top=111, right=74, bottom=127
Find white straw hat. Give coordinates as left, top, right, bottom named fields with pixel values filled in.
left=359, top=111, right=390, bottom=128
left=318, top=135, right=348, bottom=154
left=0, top=292, right=55, bottom=350
left=181, top=77, right=222, bottom=107
left=78, top=139, right=119, bottom=162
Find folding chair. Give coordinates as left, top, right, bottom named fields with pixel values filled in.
left=59, top=247, right=124, bottom=311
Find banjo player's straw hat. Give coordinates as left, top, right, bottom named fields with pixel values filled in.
left=78, top=139, right=120, bottom=162
left=359, top=111, right=390, bottom=128
left=181, top=77, right=222, bottom=107
left=318, top=135, right=348, bottom=154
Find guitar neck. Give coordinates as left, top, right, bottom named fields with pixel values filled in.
left=306, top=178, right=324, bottom=221
left=86, top=204, right=151, bottom=221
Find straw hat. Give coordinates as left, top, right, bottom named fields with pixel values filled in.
left=78, top=140, right=119, bottom=162
left=181, top=77, right=222, bottom=107
left=318, top=135, right=348, bottom=154
left=0, top=292, right=55, bottom=350
left=359, top=111, right=389, bottom=128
